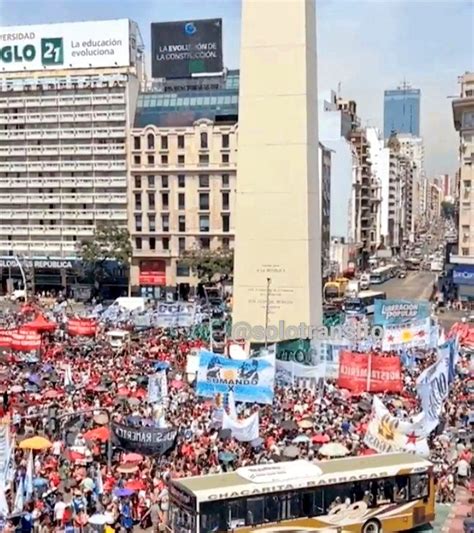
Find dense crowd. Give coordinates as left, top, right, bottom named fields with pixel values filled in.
left=0, top=302, right=471, bottom=533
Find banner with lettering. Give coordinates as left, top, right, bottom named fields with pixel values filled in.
left=275, top=359, right=325, bottom=389
left=0, top=331, right=12, bottom=348
left=67, top=318, right=97, bottom=336
left=153, top=302, right=196, bottom=328
left=338, top=351, right=402, bottom=393
left=374, top=299, right=431, bottom=326
left=276, top=339, right=312, bottom=365
left=196, top=351, right=275, bottom=405
left=111, top=422, right=177, bottom=456
left=222, top=411, right=259, bottom=442
left=147, top=371, right=168, bottom=405
left=10, top=331, right=42, bottom=351
left=364, top=396, right=430, bottom=456
left=381, top=318, right=431, bottom=351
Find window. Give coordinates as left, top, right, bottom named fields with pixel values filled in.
left=134, top=175, right=141, bottom=189
left=409, top=474, right=429, bottom=500
left=162, top=237, right=169, bottom=250
left=161, top=136, right=168, bottom=150
left=161, top=192, right=169, bottom=210
left=222, top=134, right=229, bottom=148
left=148, top=214, right=156, bottom=232
left=178, top=237, right=186, bottom=253
left=134, top=136, right=141, bottom=149
left=149, top=237, right=156, bottom=250
left=200, top=237, right=210, bottom=250
left=178, top=175, right=185, bottom=188
left=161, top=154, right=168, bottom=165
left=200, top=215, right=210, bottom=232
left=199, top=192, right=210, bottom=210
left=178, top=154, right=185, bottom=164
left=147, top=175, right=155, bottom=188
left=199, top=175, right=210, bottom=188
left=135, top=237, right=142, bottom=249
left=222, top=192, right=230, bottom=210
left=222, top=213, right=230, bottom=232
left=199, top=154, right=209, bottom=165
left=176, top=262, right=190, bottom=277
left=148, top=192, right=155, bottom=209
left=200, top=131, right=208, bottom=149
left=177, top=135, right=185, bottom=149
left=222, top=153, right=229, bottom=163
left=178, top=193, right=185, bottom=210
left=134, top=155, right=140, bottom=165
left=222, top=237, right=230, bottom=249
left=462, top=247, right=469, bottom=255
left=134, top=192, right=141, bottom=209
left=246, top=498, right=265, bottom=526
left=161, top=175, right=168, bottom=188
left=178, top=215, right=186, bottom=232
left=147, top=155, right=154, bottom=165
left=222, top=174, right=230, bottom=187
left=135, top=214, right=142, bottom=232
left=147, top=133, right=154, bottom=150
left=161, top=214, right=169, bottom=232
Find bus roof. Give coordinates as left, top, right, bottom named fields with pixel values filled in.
left=371, top=265, right=394, bottom=273
left=171, top=453, right=431, bottom=503
left=347, top=290, right=385, bottom=299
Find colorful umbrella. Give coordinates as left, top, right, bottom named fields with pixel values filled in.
left=117, top=464, right=139, bottom=474
left=19, top=436, right=52, bottom=450
left=318, top=442, right=350, bottom=457
left=122, top=453, right=143, bottom=463
left=83, top=426, right=110, bottom=442
left=312, top=434, right=330, bottom=444
left=124, top=480, right=146, bottom=491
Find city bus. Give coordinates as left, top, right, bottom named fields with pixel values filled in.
left=168, top=453, right=435, bottom=533
left=369, top=265, right=396, bottom=285
left=343, top=290, right=386, bottom=316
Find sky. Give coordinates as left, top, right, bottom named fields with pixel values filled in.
left=1, top=0, right=473, bottom=177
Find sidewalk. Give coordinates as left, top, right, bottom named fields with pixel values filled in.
left=442, top=487, right=472, bottom=533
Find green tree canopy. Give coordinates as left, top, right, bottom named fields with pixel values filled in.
left=181, top=247, right=234, bottom=284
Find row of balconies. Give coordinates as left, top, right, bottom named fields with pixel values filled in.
left=0, top=209, right=127, bottom=220
left=0, top=193, right=127, bottom=204
left=0, top=225, right=95, bottom=236
left=0, top=127, right=125, bottom=140
left=0, top=241, right=78, bottom=252
left=0, top=110, right=126, bottom=124
left=0, top=161, right=126, bottom=172
left=0, top=93, right=125, bottom=108
left=0, top=177, right=127, bottom=189
left=0, top=144, right=126, bottom=156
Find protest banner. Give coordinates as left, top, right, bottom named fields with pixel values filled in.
left=196, top=350, right=275, bottom=404
left=364, top=396, right=430, bottom=456
left=381, top=318, right=431, bottom=351
left=153, top=302, right=196, bottom=328
left=147, top=371, right=168, bottom=405
left=222, top=411, right=259, bottom=442
left=111, top=421, right=177, bottom=456
left=338, top=351, right=402, bottom=393
left=10, top=331, right=42, bottom=351
left=374, top=299, right=431, bottom=326
left=275, top=359, right=325, bottom=389
left=0, top=331, right=12, bottom=348
left=67, top=318, right=97, bottom=336
left=276, top=338, right=312, bottom=364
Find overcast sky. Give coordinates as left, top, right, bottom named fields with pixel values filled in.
left=1, top=0, right=473, bottom=177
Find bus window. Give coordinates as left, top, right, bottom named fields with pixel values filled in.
left=394, top=476, right=409, bottom=502
left=410, top=474, right=429, bottom=500
left=324, top=483, right=353, bottom=513
left=264, top=495, right=280, bottom=522
left=228, top=499, right=246, bottom=528
left=246, top=497, right=265, bottom=525
left=302, top=488, right=324, bottom=517
left=279, top=492, right=301, bottom=520
left=200, top=501, right=225, bottom=533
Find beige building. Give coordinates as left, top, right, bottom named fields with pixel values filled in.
left=128, top=118, right=237, bottom=292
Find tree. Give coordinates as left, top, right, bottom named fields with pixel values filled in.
left=181, top=247, right=234, bottom=284
left=77, top=223, right=133, bottom=293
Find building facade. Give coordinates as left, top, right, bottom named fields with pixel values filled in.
left=383, top=83, right=421, bottom=138
left=319, top=143, right=332, bottom=279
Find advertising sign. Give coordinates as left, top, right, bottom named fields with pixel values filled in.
left=196, top=350, right=275, bottom=404
left=139, top=260, right=166, bottom=286
left=453, top=266, right=474, bottom=286
left=338, top=351, right=402, bottom=393
left=0, top=19, right=131, bottom=73
left=111, top=422, right=177, bottom=456
left=151, top=18, right=223, bottom=79
left=374, top=299, right=431, bottom=325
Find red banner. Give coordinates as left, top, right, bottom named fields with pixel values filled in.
left=139, top=260, right=166, bottom=286
left=67, top=318, right=97, bottom=337
left=10, top=330, right=42, bottom=351
left=338, top=350, right=402, bottom=393
left=0, top=330, right=12, bottom=348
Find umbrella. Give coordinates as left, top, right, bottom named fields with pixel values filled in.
left=27, top=374, right=41, bottom=385
left=83, top=426, right=110, bottom=442
left=313, top=434, right=330, bottom=444
left=292, top=435, right=311, bottom=444
left=33, top=477, right=48, bottom=488
left=10, top=385, right=23, bottom=393
left=117, top=464, right=139, bottom=474
left=134, top=389, right=147, bottom=399
left=117, top=387, right=130, bottom=397
left=298, top=418, right=313, bottom=429
left=319, top=442, right=350, bottom=457
left=93, top=414, right=109, bottom=426
left=122, top=453, right=143, bottom=463
left=283, top=445, right=299, bottom=459
left=113, top=487, right=134, bottom=497
left=127, top=397, right=140, bottom=406
left=125, top=480, right=146, bottom=491
left=281, top=420, right=298, bottom=431
left=19, top=436, right=52, bottom=450
left=218, top=451, right=236, bottom=463
left=89, top=515, right=108, bottom=526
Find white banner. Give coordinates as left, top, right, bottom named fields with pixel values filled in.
left=147, top=371, right=168, bottom=405
left=381, top=318, right=431, bottom=351
left=275, top=359, right=325, bottom=389
left=222, top=411, right=259, bottom=442
left=364, top=397, right=430, bottom=457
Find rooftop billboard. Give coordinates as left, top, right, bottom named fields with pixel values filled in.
left=151, top=18, right=223, bottom=79
left=0, top=19, right=132, bottom=73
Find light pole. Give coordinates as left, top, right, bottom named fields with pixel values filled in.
left=264, top=277, right=271, bottom=348
left=13, top=255, right=28, bottom=302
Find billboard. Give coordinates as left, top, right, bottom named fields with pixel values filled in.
left=0, top=19, right=131, bottom=73
left=151, top=18, right=223, bottom=79
left=374, top=298, right=431, bottom=325
left=453, top=266, right=474, bottom=286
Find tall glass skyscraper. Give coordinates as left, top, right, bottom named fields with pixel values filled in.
left=383, top=84, right=421, bottom=138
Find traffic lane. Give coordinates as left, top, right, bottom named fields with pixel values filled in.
left=372, top=271, right=435, bottom=301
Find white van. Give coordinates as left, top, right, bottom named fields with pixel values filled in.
left=359, top=274, right=370, bottom=290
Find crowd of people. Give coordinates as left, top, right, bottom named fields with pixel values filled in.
left=0, top=300, right=471, bottom=533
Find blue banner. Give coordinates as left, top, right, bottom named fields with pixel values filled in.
left=374, top=299, right=431, bottom=325
left=453, top=266, right=474, bottom=286
left=196, top=350, right=275, bottom=405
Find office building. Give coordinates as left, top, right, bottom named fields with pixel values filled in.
left=383, top=83, right=421, bottom=138
left=0, top=20, right=142, bottom=291
left=319, top=143, right=332, bottom=280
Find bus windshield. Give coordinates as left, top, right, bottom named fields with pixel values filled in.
left=344, top=298, right=362, bottom=312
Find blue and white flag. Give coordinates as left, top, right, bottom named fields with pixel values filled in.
left=25, top=451, right=34, bottom=498
left=147, top=371, right=168, bottom=405
left=13, top=477, right=24, bottom=513
left=196, top=351, right=275, bottom=405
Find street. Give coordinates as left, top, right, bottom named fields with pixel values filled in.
left=374, top=271, right=436, bottom=301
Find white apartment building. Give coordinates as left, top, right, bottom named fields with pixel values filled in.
left=0, top=20, right=141, bottom=265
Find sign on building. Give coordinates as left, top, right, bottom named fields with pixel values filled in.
left=453, top=266, right=474, bottom=286
left=0, top=19, right=132, bottom=72
left=151, top=18, right=223, bottom=79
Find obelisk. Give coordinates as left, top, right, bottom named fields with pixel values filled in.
left=233, top=0, right=322, bottom=342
